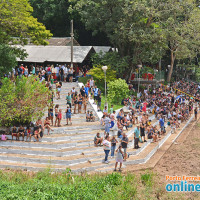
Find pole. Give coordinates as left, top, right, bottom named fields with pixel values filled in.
left=138, top=67, right=140, bottom=93
left=159, top=49, right=161, bottom=82
left=70, top=20, right=74, bottom=68
left=105, top=71, right=107, bottom=103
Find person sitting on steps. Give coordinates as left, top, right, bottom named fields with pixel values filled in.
left=86, top=110, right=91, bottom=122
left=94, top=133, right=103, bottom=146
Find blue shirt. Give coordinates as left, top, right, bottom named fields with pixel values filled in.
left=85, top=87, right=89, bottom=96
left=159, top=118, right=164, bottom=127
left=94, top=88, right=98, bottom=96
left=134, top=127, right=140, bottom=138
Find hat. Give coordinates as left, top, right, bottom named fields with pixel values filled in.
left=136, top=123, right=140, bottom=126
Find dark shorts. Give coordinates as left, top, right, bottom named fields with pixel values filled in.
left=140, top=131, right=145, bottom=137
left=94, top=96, right=98, bottom=101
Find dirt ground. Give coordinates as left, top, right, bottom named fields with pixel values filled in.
left=152, top=118, right=200, bottom=199
left=154, top=119, right=200, bottom=179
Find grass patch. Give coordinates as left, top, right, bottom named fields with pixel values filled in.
left=100, top=95, right=122, bottom=111
left=0, top=169, right=190, bottom=200
left=0, top=169, right=189, bottom=200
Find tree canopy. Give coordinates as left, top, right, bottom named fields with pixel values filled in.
left=0, top=76, right=50, bottom=127
left=0, top=0, right=52, bottom=76
left=0, top=0, right=52, bottom=45
left=70, top=0, right=200, bottom=82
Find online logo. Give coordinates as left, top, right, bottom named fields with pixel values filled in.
left=166, top=176, right=200, bottom=192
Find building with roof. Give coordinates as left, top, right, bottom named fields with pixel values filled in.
left=45, top=37, right=80, bottom=46
left=16, top=45, right=95, bottom=65
left=15, top=37, right=112, bottom=66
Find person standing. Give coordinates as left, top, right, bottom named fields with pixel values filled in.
left=64, top=65, right=68, bottom=82
left=66, top=93, right=72, bottom=108
left=59, top=66, right=64, bottom=82
left=159, top=115, right=165, bottom=134
left=134, top=124, right=140, bottom=149
left=103, top=115, right=111, bottom=134
left=194, top=107, right=198, bottom=121
left=32, top=65, right=35, bottom=75
left=57, top=109, right=62, bottom=127
left=65, top=105, right=72, bottom=125
left=90, top=77, right=95, bottom=88
left=47, top=65, right=52, bottom=82
left=55, top=65, right=60, bottom=81
left=83, top=94, right=88, bottom=114
left=69, top=67, right=74, bottom=82
left=97, top=90, right=101, bottom=112
left=140, top=123, right=147, bottom=142
left=54, top=104, right=59, bottom=127
left=103, top=135, right=111, bottom=164
left=114, top=145, right=123, bottom=172
left=121, top=133, right=129, bottom=161
left=111, top=136, right=118, bottom=158
left=93, top=86, right=99, bottom=105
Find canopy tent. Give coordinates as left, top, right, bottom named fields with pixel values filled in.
left=93, top=46, right=112, bottom=55
left=15, top=46, right=94, bottom=63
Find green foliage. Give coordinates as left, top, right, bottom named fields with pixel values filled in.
left=0, top=44, right=27, bottom=76
left=141, top=172, right=153, bottom=187
left=88, top=65, right=116, bottom=83
left=0, top=76, right=50, bottom=127
left=140, top=66, right=154, bottom=75
left=88, top=65, right=116, bottom=93
left=91, top=52, right=130, bottom=78
left=100, top=95, right=122, bottom=111
left=78, top=76, right=91, bottom=85
left=0, top=170, right=186, bottom=199
left=195, top=67, right=200, bottom=81
left=70, top=0, right=200, bottom=82
left=0, top=0, right=52, bottom=45
left=29, top=0, right=71, bottom=37
left=107, top=79, right=129, bottom=104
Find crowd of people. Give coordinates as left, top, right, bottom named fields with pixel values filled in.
left=7, top=64, right=91, bottom=83
left=1, top=63, right=200, bottom=171
left=93, top=80, right=199, bottom=171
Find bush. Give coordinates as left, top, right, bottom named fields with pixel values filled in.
left=78, top=76, right=91, bottom=85
left=88, top=65, right=116, bottom=93
left=0, top=76, right=50, bottom=127
left=107, top=79, right=129, bottom=104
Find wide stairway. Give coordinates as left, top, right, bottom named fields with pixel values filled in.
left=0, top=82, right=194, bottom=173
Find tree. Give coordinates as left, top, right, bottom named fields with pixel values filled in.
left=91, top=52, right=130, bottom=77
left=29, top=0, right=71, bottom=37
left=0, top=0, right=52, bottom=45
left=69, top=0, right=166, bottom=76
left=0, top=0, right=52, bottom=75
left=88, top=65, right=116, bottom=92
left=0, top=44, right=27, bottom=76
left=0, top=76, right=50, bottom=127
left=160, top=0, right=200, bottom=82
left=71, top=0, right=200, bottom=82
left=107, top=79, right=129, bottom=104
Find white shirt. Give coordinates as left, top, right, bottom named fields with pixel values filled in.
left=64, top=67, right=68, bottom=74
left=90, top=80, right=94, bottom=87
left=103, top=140, right=111, bottom=150
left=55, top=67, right=60, bottom=73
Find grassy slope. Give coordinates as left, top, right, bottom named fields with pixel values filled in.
left=0, top=169, right=187, bottom=200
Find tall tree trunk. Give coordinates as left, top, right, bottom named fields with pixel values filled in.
left=167, top=51, right=176, bottom=82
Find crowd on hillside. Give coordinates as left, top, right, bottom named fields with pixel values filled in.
left=1, top=63, right=200, bottom=172
left=94, top=80, right=200, bottom=170
left=6, top=76, right=100, bottom=141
